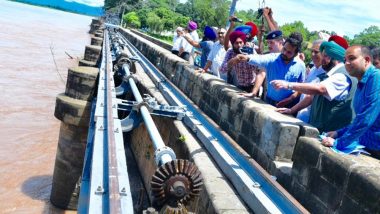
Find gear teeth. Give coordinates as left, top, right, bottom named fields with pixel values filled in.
left=151, top=159, right=203, bottom=208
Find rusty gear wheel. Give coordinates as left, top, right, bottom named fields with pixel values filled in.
left=151, top=159, right=203, bottom=207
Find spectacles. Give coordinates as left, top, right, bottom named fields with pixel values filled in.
left=218, top=32, right=225, bottom=35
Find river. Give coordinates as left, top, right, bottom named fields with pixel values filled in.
left=0, top=1, right=94, bottom=213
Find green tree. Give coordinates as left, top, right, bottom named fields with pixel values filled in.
left=351, top=26, right=380, bottom=47
left=123, top=12, right=141, bottom=28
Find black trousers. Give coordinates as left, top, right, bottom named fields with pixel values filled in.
left=180, top=52, right=190, bottom=61
left=171, top=50, right=179, bottom=55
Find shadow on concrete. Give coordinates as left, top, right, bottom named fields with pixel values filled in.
left=21, top=175, right=70, bottom=214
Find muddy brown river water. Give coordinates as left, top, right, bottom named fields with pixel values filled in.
left=0, top=1, right=94, bottom=213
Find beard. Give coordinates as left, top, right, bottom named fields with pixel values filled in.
left=322, top=60, right=335, bottom=71
left=281, top=53, right=293, bottom=62
left=233, top=47, right=241, bottom=54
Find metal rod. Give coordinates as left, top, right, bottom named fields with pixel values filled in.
left=122, top=64, right=174, bottom=165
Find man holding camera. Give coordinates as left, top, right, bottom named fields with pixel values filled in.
left=233, top=32, right=306, bottom=108
left=220, top=31, right=259, bottom=92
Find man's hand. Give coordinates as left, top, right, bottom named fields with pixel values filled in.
left=239, top=92, right=256, bottom=98
left=275, top=108, right=293, bottom=115
left=276, top=97, right=293, bottom=108
left=321, top=137, right=335, bottom=147
left=270, top=80, right=289, bottom=90
left=236, top=54, right=249, bottom=62
left=263, top=7, right=271, bottom=17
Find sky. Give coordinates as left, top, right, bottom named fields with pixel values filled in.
left=237, top=0, right=380, bottom=38
left=65, top=0, right=104, bottom=7
left=67, top=0, right=379, bottom=38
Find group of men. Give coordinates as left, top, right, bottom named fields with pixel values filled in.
left=170, top=8, right=380, bottom=159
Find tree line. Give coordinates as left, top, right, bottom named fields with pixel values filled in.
left=105, top=0, right=380, bottom=61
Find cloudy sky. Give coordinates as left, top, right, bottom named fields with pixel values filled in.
left=70, top=0, right=379, bottom=38
left=65, top=0, right=104, bottom=7
left=237, top=0, right=380, bottom=38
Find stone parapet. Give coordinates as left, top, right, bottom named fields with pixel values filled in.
left=290, top=137, right=380, bottom=213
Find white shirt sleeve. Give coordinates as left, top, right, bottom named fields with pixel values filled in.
left=207, top=43, right=218, bottom=61
left=320, top=73, right=351, bottom=101
left=247, top=53, right=279, bottom=69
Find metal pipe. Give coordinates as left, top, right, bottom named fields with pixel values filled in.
left=226, top=0, right=238, bottom=29
left=122, top=63, right=175, bottom=165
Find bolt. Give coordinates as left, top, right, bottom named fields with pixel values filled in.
left=120, top=187, right=128, bottom=196
left=95, top=186, right=104, bottom=195
left=171, top=181, right=186, bottom=198
left=252, top=182, right=261, bottom=188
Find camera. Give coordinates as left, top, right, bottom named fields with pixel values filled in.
left=231, top=17, right=243, bottom=23
left=257, top=8, right=264, bottom=19
left=240, top=46, right=254, bottom=55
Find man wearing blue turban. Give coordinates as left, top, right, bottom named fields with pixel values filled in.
left=271, top=41, right=358, bottom=132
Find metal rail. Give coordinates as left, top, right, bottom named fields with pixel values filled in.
left=115, top=29, right=308, bottom=214
left=78, top=30, right=133, bottom=214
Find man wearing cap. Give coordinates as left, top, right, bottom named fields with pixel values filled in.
left=271, top=41, right=358, bottom=132
left=234, top=32, right=305, bottom=107
left=200, top=28, right=227, bottom=80
left=321, top=45, right=380, bottom=159
left=220, top=31, right=259, bottom=92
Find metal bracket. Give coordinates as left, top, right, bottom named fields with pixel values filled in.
left=154, top=146, right=176, bottom=166
left=120, top=111, right=143, bottom=132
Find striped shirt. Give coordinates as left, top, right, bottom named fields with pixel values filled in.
left=335, top=65, right=380, bottom=151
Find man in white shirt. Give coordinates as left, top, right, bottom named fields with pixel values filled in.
left=171, top=27, right=184, bottom=56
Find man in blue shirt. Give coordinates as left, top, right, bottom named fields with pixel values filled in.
left=322, top=45, right=380, bottom=159
left=234, top=32, right=305, bottom=108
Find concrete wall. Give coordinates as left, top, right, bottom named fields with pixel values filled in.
left=119, top=28, right=380, bottom=213
left=290, top=137, right=380, bottom=213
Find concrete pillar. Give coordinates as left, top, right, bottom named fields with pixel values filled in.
left=91, top=36, right=103, bottom=46
left=89, top=18, right=102, bottom=34
left=79, top=45, right=101, bottom=67
left=50, top=66, right=98, bottom=210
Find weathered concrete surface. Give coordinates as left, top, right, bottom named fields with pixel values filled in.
left=0, top=1, right=92, bottom=213
left=290, top=137, right=380, bottom=213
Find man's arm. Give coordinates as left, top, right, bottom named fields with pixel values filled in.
left=224, top=16, right=235, bottom=51
left=263, top=7, right=278, bottom=31
left=276, top=91, right=300, bottom=108
left=277, top=94, right=314, bottom=115
left=271, top=80, right=328, bottom=96
left=183, top=33, right=201, bottom=48
left=201, top=60, right=212, bottom=73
